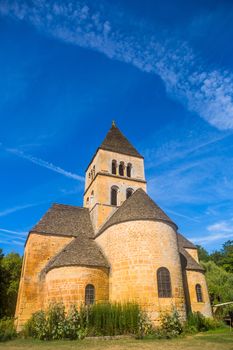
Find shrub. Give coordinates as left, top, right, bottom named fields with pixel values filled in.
left=159, top=308, right=183, bottom=338
left=185, top=312, right=223, bottom=333
left=24, top=304, right=67, bottom=340
left=0, top=318, right=17, bottom=342
left=24, top=302, right=150, bottom=340
left=23, top=310, right=47, bottom=340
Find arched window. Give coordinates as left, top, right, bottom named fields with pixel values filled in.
left=126, top=188, right=133, bottom=199
left=127, top=163, right=132, bottom=177
left=86, top=197, right=89, bottom=205
left=111, top=186, right=118, bottom=206
left=112, top=160, right=117, bottom=175
left=196, top=284, right=203, bottom=302
left=119, top=162, right=124, bottom=176
left=157, top=267, right=172, bottom=298
left=93, top=165, right=95, bottom=177
left=85, top=284, right=95, bottom=305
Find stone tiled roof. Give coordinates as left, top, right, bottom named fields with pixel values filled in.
left=179, top=248, right=204, bottom=272
left=43, top=234, right=109, bottom=273
left=31, top=204, right=94, bottom=238
left=177, top=233, right=204, bottom=272
left=98, top=188, right=177, bottom=235
left=99, top=124, right=143, bottom=158
left=177, top=233, right=196, bottom=249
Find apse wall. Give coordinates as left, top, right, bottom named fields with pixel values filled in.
left=96, top=220, right=186, bottom=323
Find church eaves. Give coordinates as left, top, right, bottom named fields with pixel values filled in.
left=177, top=233, right=204, bottom=272
left=97, top=188, right=177, bottom=235
left=177, top=232, right=197, bottom=249
left=99, top=123, right=143, bottom=158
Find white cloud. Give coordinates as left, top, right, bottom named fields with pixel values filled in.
left=0, top=203, right=39, bottom=217
left=190, top=219, right=233, bottom=244
left=190, top=232, right=233, bottom=245
left=0, top=228, right=27, bottom=247
left=1, top=1, right=233, bottom=130
left=208, top=220, right=233, bottom=233
left=6, top=147, right=84, bottom=182
left=0, top=228, right=27, bottom=235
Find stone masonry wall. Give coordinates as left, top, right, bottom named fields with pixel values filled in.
left=15, top=233, right=73, bottom=331
left=186, top=270, right=212, bottom=317
left=84, top=149, right=147, bottom=231
left=45, top=266, right=109, bottom=309
left=96, top=220, right=186, bottom=324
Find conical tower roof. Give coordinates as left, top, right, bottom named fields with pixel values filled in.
left=99, top=122, right=143, bottom=158
left=98, top=188, right=177, bottom=234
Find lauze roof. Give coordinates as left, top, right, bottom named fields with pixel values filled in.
left=43, top=234, right=109, bottom=273
left=31, top=204, right=94, bottom=238
left=98, top=188, right=177, bottom=234
left=99, top=123, right=143, bottom=158
left=177, top=233, right=204, bottom=272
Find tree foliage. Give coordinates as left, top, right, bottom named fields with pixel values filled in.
left=196, top=245, right=209, bottom=262
left=201, top=261, right=233, bottom=304
left=0, top=249, right=22, bottom=318
left=197, top=240, right=233, bottom=306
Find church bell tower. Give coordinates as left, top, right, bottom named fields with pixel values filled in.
left=83, top=122, right=147, bottom=232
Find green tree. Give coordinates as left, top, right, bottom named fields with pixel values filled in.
left=202, top=261, right=233, bottom=304
left=196, top=245, right=209, bottom=262
left=221, top=240, right=233, bottom=273
left=209, top=250, right=223, bottom=266
left=0, top=251, right=22, bottom=317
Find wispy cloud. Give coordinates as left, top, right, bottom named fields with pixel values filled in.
left=207, top=220, right=233, bottom=233
left=164, top=208, right=199, bottom=223
left=0, top=228, right=27, bottom=248
left=190, top=219, right=233, bottom=244
left=190, top=232, right=233, bottom=245
left=0, top=203, right=39, bottom=217
left=0, top=1, right=233, bottom=130
left=0, top=228, right=27, bottom=236
left=6, top=147, right=84, bottom=182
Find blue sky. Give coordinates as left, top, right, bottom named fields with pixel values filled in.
left=1, top=0, right=233, bottom=255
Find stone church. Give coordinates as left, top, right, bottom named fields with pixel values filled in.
left=15, top=123, right=212, bottom=330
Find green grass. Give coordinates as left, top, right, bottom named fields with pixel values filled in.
left=0, top=328, right=232, bottom=350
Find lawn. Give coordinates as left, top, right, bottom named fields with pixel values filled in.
left=1, top=329, right=232, bottom=350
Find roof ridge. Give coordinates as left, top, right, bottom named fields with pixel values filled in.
left=52, top=203, right=87, bottom=210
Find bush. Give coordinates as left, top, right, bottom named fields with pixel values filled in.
left=185, top=312, right=223, bottom=333
left=0, top=318, right=17, bottom=342
left=159, top=308, right=183, bottom=338
left=24, top=302, right=150, bottom=340
left=24, top=304, right=66, bottom=340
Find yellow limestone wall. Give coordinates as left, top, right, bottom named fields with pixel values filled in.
left=186, top=270, right=212, bottom=317
left=85, top=149, right=146, bottom=191
left=45, top=266, right=109, bottom=309
left=185, top=248, right=199, bottom=262
left=84, top=149, right=146, bottom=231
left=15, top=233, right=73, bottom=331
left=96, top=220, right=186, bottom=324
